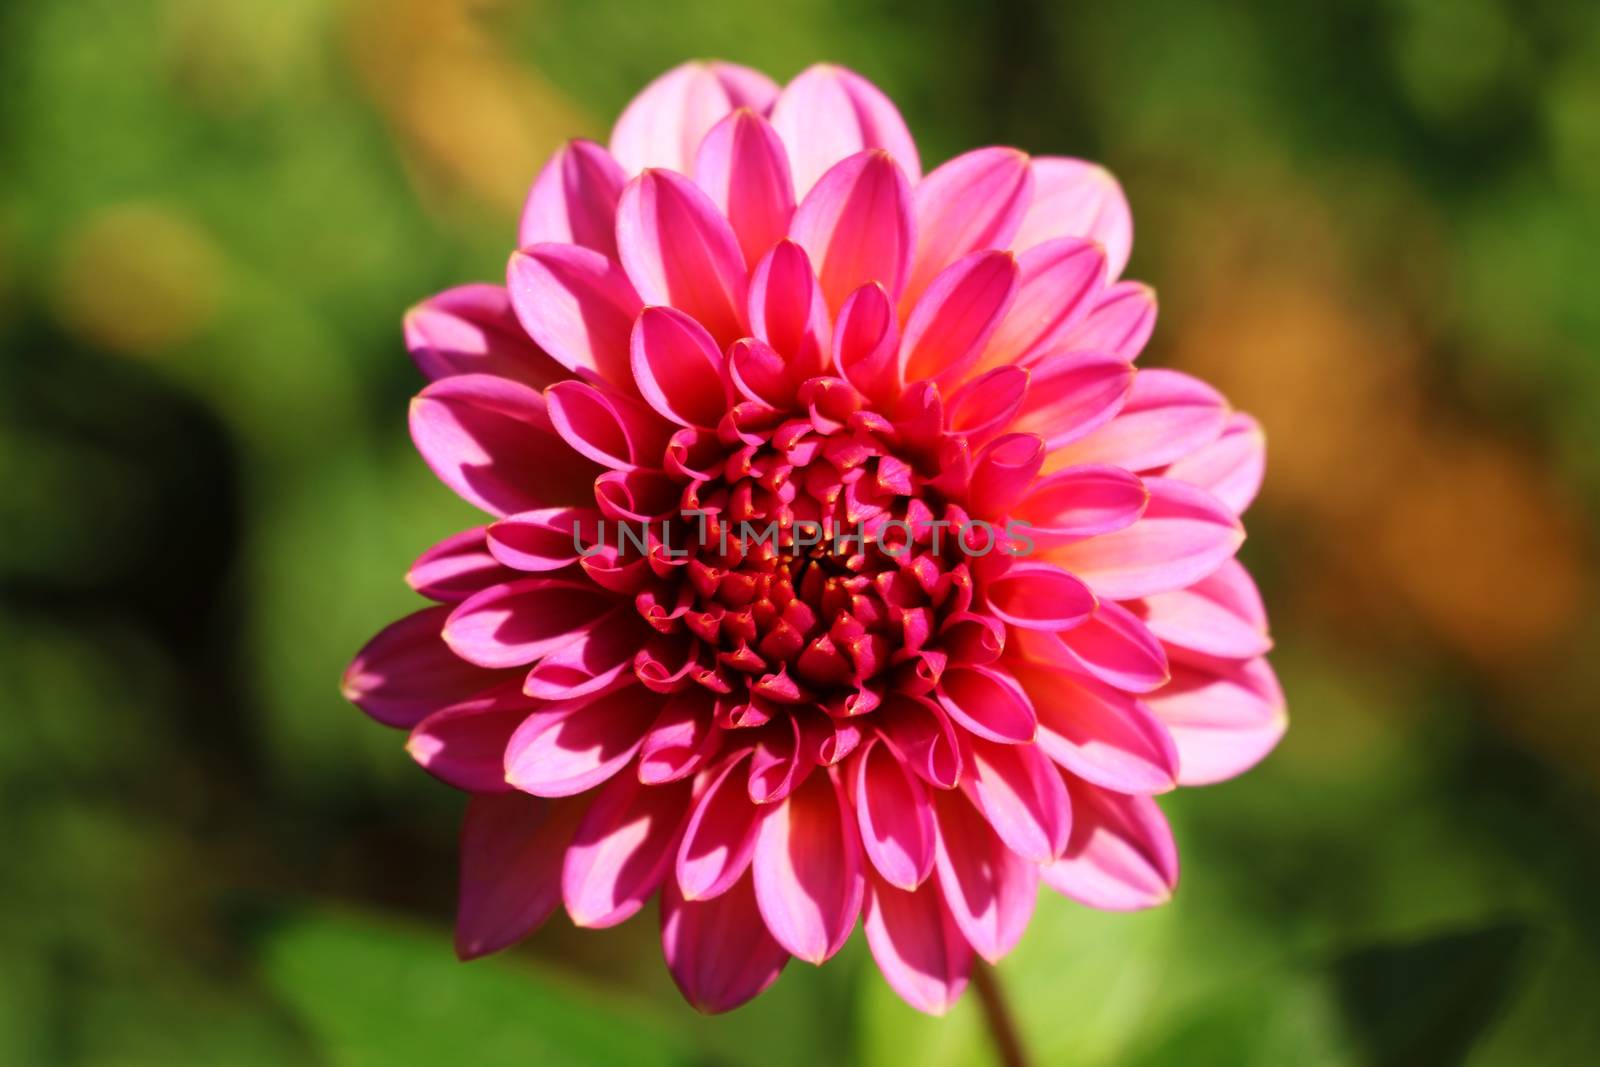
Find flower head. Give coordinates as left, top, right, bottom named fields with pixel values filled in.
left=345, top=60, right=1284, bottom=1015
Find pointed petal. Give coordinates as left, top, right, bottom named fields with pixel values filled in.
left=1012, top=661, right=1179, bottom=794
left=962, top=736, right=1072, bottom=862
left=404, top=284, right=565, bottom=387
left=456, top=791, right=585, bottom=959
left=486, top=507, right=603, bottom=574
left=1012, top=157, right=1133, bottom=278
left=968, top=433, right=1045, bottom=518
left=1142, top=655, right=1286, bottom=785
left=443, top=577, right=618, bottom=669
left=506, top=244, right=640, bottom=388
left=617, top=169, right=749, bottom=346
left=609, top=60, right=778, bottom=175
left=899, top=250, right=1020, bottom=385
left=832, top=281, right=901, bottom=404
left=747, top=239, right=829, bottom=381
left=985, top=563, right=1097, bottom=630
left=863, top=875, right=972, bottom=1015
left=638, top=689, right=721, bottom=785
left=1015, top=600, right=1171, bottom=694
left=1013, top=351, right=1135, bottom=449
left=408, top=526, right=518, bottom=602
left=1164, top=412, right=1266, bottom=515
left=563, top=770, right=691, bottom=927
left=630, top=305, right=731, bottom=427
left=981, top=238, right=1107, bottom=369
left=544, top=378, right=672, bottom=471
left=503, top=686, right=658, bottom=797
left=1047, top=477, right=1244, bottom=600
left=1051, top=369, right=1229, bottom=473
left=877, top=693, right=964, bottom=790
left=932, top=789, right=1039, bottom=961
left=1010, top=465, right=1149, bottom=548
left=342, top=606, right=502, bottom=728
left=936, top=665, right=1037, bottom=744
left=789, top=150, right=915, bottom=314
left=408, top=685, right=533, bottom=792
left=1042, top=781, right=1178, bottom=910
left=770, top=64, right=920, bottom=197
left=904, top=147, right=1032, bottom=310
left=1138, top=557, right=1272, bottom=661
left=519, top=139, right=626, bottom=256
left=1057, top=280, right=1157, bottom=362
left=677, top=750, right=762, bottom=900
left=662, top=873, right=789, bottom=1013
left=854, top=739, right=936, bottom=891
left=694, top=109, right=795, bottom=269
left=754, top=768, right=864, bottom=963
left=521, top=609, right=648, bottom=701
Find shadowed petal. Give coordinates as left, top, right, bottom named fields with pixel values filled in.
left=899, top=250, right=1020, bottom=385
left=863, top=874, right=972, bottom=1015
left=748, top=240, right=829, bottom=382
left=677, top=749, right=762, bottom=900
left=343, top=605, right=506, bottom=728
left=854, top=738, right=936, bottom=890
left=630, top=305, right=732, bottom=428
left=904, top=147, right=1032, bottom=311
left=1013, top=352, right=1135, bottom=449
left=456, top=791, right=587, bottom=959
left=770, top=64, right=921, bottom=196
left=754, top=768, right=864, bottom=963
left=444, top=577, right=618, bottom=669
left=408, top=527, right=518, bottom=602
left=486, top=507, right=604, bottom=574
left=544, top=379, right=672, bottom=471
left=404, top=284, right=566, bottom=387
left=932, top=789, right=1039, bottom=961
left=506, top=244, right=640, bottom=388
left=1042, top=780, right=1178, bottom=910
left=1010, top=465, right=1148, bottom=548
left=1011, top=660, right=1179, bottom=794
left=694, top=109, right=795, bottom=268
left=519, top=139, right=627, bottom=256
left=1142, top=655, right=1286, bottom=785
left=662, top=873, right=790, bottom=1014
left=833, top=281, right=901, bottom=404
left=1013, top=600, right=1171, bottom=694
left=408, top=683, right=535, bottom=792
left=985, top=563, right=1097, bottom=631
left=563, top=769, right=692, bottom=927
left=610, top=60, right=778, bottom=175
left=1012, top=157, right=1134, bottom=279
left=617, top=169, right=750, bottom=346
left=937, top=665, right=1037, bottom=744
left=790, top=150, right=915, bottom=314
left=961, top=735, right=1072, bottom=862
left=980, top=238, right=1107, bottom=370
left=504, top=685, right=658, bottom=797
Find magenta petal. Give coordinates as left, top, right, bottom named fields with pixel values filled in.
left=1012, top=157, right=1134, bottom=279
left=1053, top=369, right=1229, bottom=472
left=444, top=577, right=618, bottom=669
left=962, top=736, right=1072, bottom=863
left=748, top=240, right=830, bottom=382
left=1142, top=655, right=1287, bottom=786
left=562, top=769, right=691, bottom=928
left=1042, top=780, right=1178, bottom=911
left=404, top=284, right=566, bottom=387
left=630, top=305, right=731, bottom=428
left=343, top=605, right=503, bottom=728
left=790, top=150, right=915, bottom=314
left=408, top=527, right=518, bottom=602
left=1025, top=599, right=1172, bottom=694
left=544, top=378, right=671, bottom=471
left=519, top=139, right=627, bottom=257
left=904, top=147, right=1032, bottom=311
left=900, top=250, right=1020, bottom=386
left=1057, top=280, right=1158, bottom=363
left=617, top=169, right=749, bottom=346
left=770, top=64, right=921, bottom=197
left=968, top=433, right=1045, bottom=518
left=503, top=685, right=658, bottom=797
left=947, top=366, right=1029, bottom=445
left=1048, top=477, right=1245, bottom=601
left=877, top=693, right=964, bottom=790
left=1164, top=412, right=1266, bottom=515
left=1138, top=558, right=1272, bottom=661
left=833, top=282, right=901, bottom=404
left=456, top=791, right=586, bottom=959
left=694, top=109, right=795, bottom=269
left=522, top=609, right=646, bottom=701
left=661, top=872, right=790, bottom=1014
left=985, top=563, right=1097, bottom=630
left=1011, top=465, right=1149, bottom=548
left=638, top=690, right=721, bottom=785
left=609, top=60, right=778, bottom=176
left=1012, top=661, right=1179, bottom=794
left=506, top=244, right=640, bottom=388
left=677, top=749, right=762, bottom=900
left=863, top=874, right=973, bottom=1015
left=854, top=739, right=936, bottom=891
left=754, top=768, right=864, bottom=963
left=932, top=790, right=1039, bottom=962
left=410, top=374, right=598, bottom=517
left=982, top=238, right=1107, bottom=369
left=1013, top=351, right=1135, bottom=449
left=486, top=507, right=603, bottom=573
left=408, top=683, right=533, bottom=792
left=936, top=665, right=1037, bottom=744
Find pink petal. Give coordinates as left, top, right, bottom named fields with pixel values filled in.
left=1012, top=351, right=1135, bottom=449
left=985, top=563, right=1097, bottom=630
left=456, top=791, right=586, bottom=959
left=1142, top=655, right=1287, bottom=786
left=904, top=147, right=1032, bottom=311
left=1042, top=780, right=1178, bottom=911
left=677, top=749, right=762, bottom=900
left=616, top=169, right=749, bottom=346
left=854, top=738, right=936, bottom=891
left=506, top=244, right=640, bottom=388
left=485, top=507, right=603, bottom=574
left=408, top=527, right=518, bottom=602
left=962, top=735, right=1072, bottom=862
left=342, top=605, right=504, bottom=728
left=932, top=789, right=1039, bottom=962
left=410, top=374, right=598, bottom=518
left=522, top=609, right=647, bottom=701
left=443, top=577, right=618, bottom=669
left=1014, top=600, right=1171, bottom=694
left=968, top=433, right=1045, bottom=518
left=1011, top=661, right=1179, bottom=794
left=981, top=238, right=1107, bottom=369
left=769, top=64, right=921, bottom=197
left=661, top=872, right=790, bottom=1014
left=562, top=769, right=692, bottom=927
left=748, top=239, right=829, bottom=383
left=1012, top=157, right=1134, bottom=279
left=544, top=378, right=671, bottom=471
left=936, top=665, right=1037, bottom=744
left=1163, top=411, right=1266, bottom=515
left=407, top=684, right=533, bottom=792
left=1010, top=465, right=1149, bottom=549
left=1137, top=557, right=1272, bottom=661
left=1051, top=369, right=1229, bottom=473
left=832, top=281, right=901, bottom=404
left=404, top=284, right=566, bottom=387
left=754, top=768, right=864, bottom=963
left=609, top=60, right=778, bottom=176
left=638, top=689, right=721, bottom=785
left=789, top=150, right=915, bottom=314
left=899, top=250, right=1020, bottom=386
left=518, top=139, right=627, bottom=257
left=1056, top=280, right=1158, bottom=363
left=863, top=874, right=973, bottom=1015
left=1047, top=477, right=1245, bottom=601
left=503, top=685, right=658, bottom=797
left=629, top=305, right=731, bottom=428
left=946, top=366, right=1029, bottom=444
left=877, top=692, right=964, bottom=790
left=694, top=109, right=795, bottom=269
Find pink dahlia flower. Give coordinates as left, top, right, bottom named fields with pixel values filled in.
left=344, top=60, right=1284, bottom=1015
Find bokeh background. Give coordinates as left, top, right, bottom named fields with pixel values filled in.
left=4, top=0, right=1599, bottom=1063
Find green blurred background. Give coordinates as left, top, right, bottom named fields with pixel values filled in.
left=4, top=0, right=1599, bottom=1063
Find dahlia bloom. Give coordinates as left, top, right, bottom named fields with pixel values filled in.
left=344, top=60, right=1284, bottom=1015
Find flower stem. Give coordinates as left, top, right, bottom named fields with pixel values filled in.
left=971, top=961, right=1030, bottom=1067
